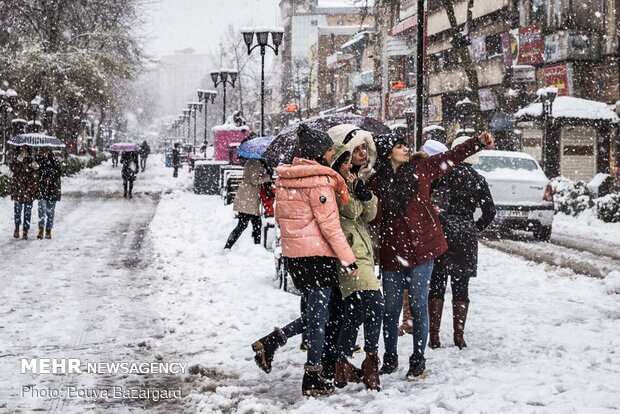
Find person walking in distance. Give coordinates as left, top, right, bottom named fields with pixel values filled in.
left=9, top=145, right=39, bottom=240
left=121, top=151, right=139, bottom=198
left=35, top=148, right=62, bottom=239
left=172, top=143, right=181, bottom=178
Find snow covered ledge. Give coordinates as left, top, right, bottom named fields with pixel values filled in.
left=515, top=96, right=620, bottom=122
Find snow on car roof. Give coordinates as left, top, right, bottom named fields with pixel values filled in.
left=478, top=149, right=536, bottom=160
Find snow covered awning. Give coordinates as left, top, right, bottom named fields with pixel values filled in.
left=326, top=51, right=353, bottom=68
left=340, top=31, right=371, bottom=53
left=515, top=96, right=620, bottom=123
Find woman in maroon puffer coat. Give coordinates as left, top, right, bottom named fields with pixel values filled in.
left=367, top=132, right=494, bottom=381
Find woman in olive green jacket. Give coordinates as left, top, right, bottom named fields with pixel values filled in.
left=330, top=142, right=384, bottom=391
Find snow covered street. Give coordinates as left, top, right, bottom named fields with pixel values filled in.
left=1, top=158, right=619, bottom=413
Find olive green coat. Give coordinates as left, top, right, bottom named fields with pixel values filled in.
left=337, top=184, right=379, bottom=298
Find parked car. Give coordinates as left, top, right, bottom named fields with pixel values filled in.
left=473, top=150, right=554, bottom=241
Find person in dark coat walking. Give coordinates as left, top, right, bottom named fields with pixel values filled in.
left=9, top=146, right=39, bottom=239
left=428, top=136, right=496, bottom=350
left=172, top=143, right=180, bottom=178
left=36, top=148, right=62, bottom=239
left=110, top=150, right=119, bottom=168
left=367, top=132, right=494, bottom=381
left=139, top=140, right=150, bottom=172
left=121, top=151, right=139, bottom=198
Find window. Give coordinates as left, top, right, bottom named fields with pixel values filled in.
left=530, top=0, right=547, bottom=24
left=475, top=156, right=539, bottom=172
left=486, top=33, right=502, bottom=57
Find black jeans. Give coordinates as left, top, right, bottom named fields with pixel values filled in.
left=429, top=254, right=470, bottom=302
left=338, top=290, right=384, bottom=359
left=224, top=213, right=261, bottom=248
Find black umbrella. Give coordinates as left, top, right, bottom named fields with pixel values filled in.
left=263, top=113, right=390, bottom=165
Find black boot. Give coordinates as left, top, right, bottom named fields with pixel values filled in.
left=302, top=364, right=334, bottom=397
left=406, top=354, right=427, bottom=381
left=379, top=352, right=398, bottom=375
left=251, top=328, right=287, bottom=374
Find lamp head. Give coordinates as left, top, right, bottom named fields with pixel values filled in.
left=229, top=70, right=238, bottom=86
left=242, top=30, right=254, bottom=49
left=546, top=86, right=558, bottom=103
left=209, top=91, right=218, bottom=103
left=271, top=30, right=283, bottom=53
left=220, top=70, right=229, bottom=83
left=256, top=31, right=269, bottom=47
left=210, top=71, right=220, bottom=86
left=197, top=90, right=204, bottom=101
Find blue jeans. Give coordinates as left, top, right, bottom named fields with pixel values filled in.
left=338, top=290, right=384, bottom=360
left=382, top=260, right=434, bottom=357
left=38, top=199, right=57, bottom=229
left=14, top=202, right=33, bottom=231
left=280, top=287, right=332, bottom=366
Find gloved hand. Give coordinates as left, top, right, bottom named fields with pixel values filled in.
left=343, top=262, right=358, bottom=276
left=353, top=179, right=373, bottom=202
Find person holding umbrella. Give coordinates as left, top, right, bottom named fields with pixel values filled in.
left=36, top=148, right=62, bottom=239
left=121, top=150, right=139, bottom=199
left=251, top=124, right=358, bottom=397
left=9, top=145, right=39, bottom=239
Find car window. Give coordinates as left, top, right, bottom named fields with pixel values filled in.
left=475, top=156, right=538, bottom=172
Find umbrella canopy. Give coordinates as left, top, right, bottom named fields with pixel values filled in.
left=7, top=133, right=65, bottom=148
left=263, top=113, right=390, bottom=165
left=109, top=142, right=141, bottom=152
left=237, top=136, right=274, bottom=159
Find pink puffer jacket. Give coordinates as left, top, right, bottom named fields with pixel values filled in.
left=275, top=158, right=356, bottom=266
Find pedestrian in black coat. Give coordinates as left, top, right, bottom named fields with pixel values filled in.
left=428, top=136, right=496, bottom=350
left=36, top=148, right=62, bottom=239
left=121, top=152, right=139, bottom=198
left=171, top=143, right=181, bottom=178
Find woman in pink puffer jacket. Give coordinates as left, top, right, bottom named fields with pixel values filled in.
left=252, top=124, right=357, bottom=397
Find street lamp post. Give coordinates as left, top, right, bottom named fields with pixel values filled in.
left=241, top=28, right=283, bottom=136
left=197, top=89, right=217, bottom=149
left=187, top=102, right=203, bottom=153
left=0, top=87, right=17, bottom=164
left=537, top=87, right=558, bottom=177
left=210, top=69, right=238, bottom=124
left=182, top=109, right=191, bottom=145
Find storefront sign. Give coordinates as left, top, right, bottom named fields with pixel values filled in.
left=469, top=35, right=487, bottom=63
left=544, top=31, right=600, bottom=63
left=358, top=91, right=381, bottom=118
left=478, top=88, right=497, bottom=111
left=386, top=92, right=415, bottom=119
left=510, top=23, right=544, bottom=66
left=500, top=32, right=512, bottom=69
left=544, top=63, right=573, bottom=96
left=511, top=65, right=536, bottom=83
left=427, top=95, right=442, bottom=123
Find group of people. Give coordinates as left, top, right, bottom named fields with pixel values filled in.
left=241, top=122, right=496, bottom=396
left=9, top=146, right=62, bottom=240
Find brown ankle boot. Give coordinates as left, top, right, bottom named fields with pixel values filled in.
left=399, top=289, right=413, bottom=336
left=452, top=300, right=469, bottom=349
left=334, top=360, right=362, bottom=388
left=22, top=230, right=28, bottom=240
left=428, top=299, right=444, bottom=349
left=362, top=352, right=381, bottom=391
left=13, top=225, right=19, bottom=239
left=45, top=229, right=52, bottom=239
left=37, top=227, right=44, bottom=239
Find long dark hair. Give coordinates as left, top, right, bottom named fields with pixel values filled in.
left=373, top=161, right=419, bottom=214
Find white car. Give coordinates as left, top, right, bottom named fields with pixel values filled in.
left=473, top=150, right=554, bottom=241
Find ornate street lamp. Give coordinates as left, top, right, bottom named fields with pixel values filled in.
left=182, top=109, right=191, bottom=144
left=197, top=89, right=217, bottom=148
left=0, top=87, right=18, bottom=164
left=537, top=86, right=558, bottom=177
left=241, top=27, right=284, bottom=136
left=187, top=102, right=203, bottom=153
left=210, top=69, right=238, bottom=124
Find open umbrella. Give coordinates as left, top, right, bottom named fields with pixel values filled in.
left=7, top=133, right=65, bottom=148
left=237, top=135, right=274, bottom=159
left=109, top=142, right=141, bottom=152
left=263, top=113, right=390, bottom=165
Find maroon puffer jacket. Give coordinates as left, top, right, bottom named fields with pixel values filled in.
left=367, top=138, right=481, bottom=271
